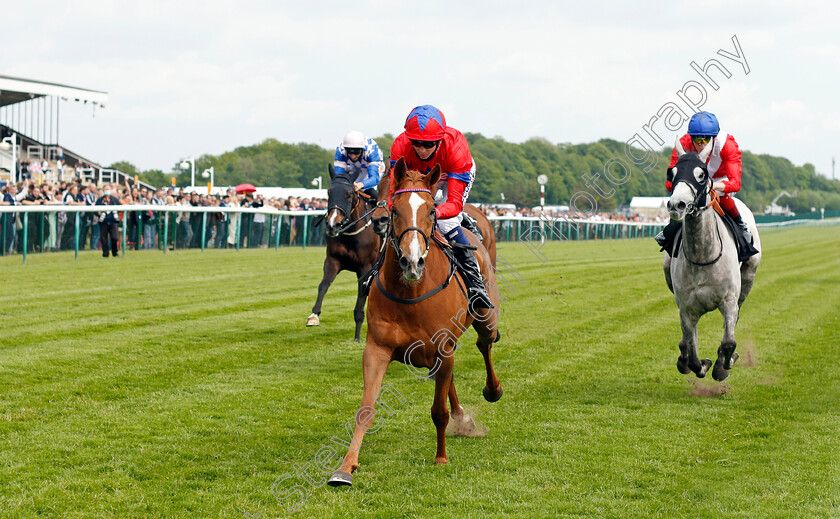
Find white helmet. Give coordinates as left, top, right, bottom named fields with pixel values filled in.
left=342, top=130, right=366, bottom=150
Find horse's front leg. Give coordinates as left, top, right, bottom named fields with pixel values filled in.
left=308, top=256, right=341, bottom=326
left=677, top=309, right=711, bottom=378
left=713, top=298, right=740, bottom=381
left=328, top=344, right=391, bottom=487
left=352, top=271, right=369, bottom=343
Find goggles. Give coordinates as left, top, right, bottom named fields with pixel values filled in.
left=410, top=140, right=438, bottom=149
left=691, top=135, right=714, bottom=143
left=346, top=148, right=364, bottom=156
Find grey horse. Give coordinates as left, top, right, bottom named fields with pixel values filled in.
left=663, top=138, right=761, bottom=381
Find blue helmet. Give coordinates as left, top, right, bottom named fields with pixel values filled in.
left=687, top=111, right=720, bottom=136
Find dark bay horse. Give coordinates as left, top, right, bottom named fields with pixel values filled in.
left=328, top=158, right=503, bottom=487
left=371, top=172, right=497, bottom=267
left=307, top=165, right=382, bottom=342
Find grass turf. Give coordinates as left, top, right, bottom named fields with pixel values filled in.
left=0, top=226, right=838, bottom=518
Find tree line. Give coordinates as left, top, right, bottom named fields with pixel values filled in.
left=113, top=134, right=840, bottom=213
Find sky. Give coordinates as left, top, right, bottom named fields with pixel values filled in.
left=2, top=0, right=838, bottom=180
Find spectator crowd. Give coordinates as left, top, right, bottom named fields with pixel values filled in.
left=0, top=178, right=327, bottom=255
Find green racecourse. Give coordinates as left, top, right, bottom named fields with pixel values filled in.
left=1, top=226, right=838, bottom=518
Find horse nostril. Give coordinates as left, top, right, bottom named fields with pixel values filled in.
left=676, top=201, right=686, bottom=211
left=377, top=217, right=388, bottom=226
left=399, top=256, right=409, bottom=269
left=417, top=257, right=425, bottom=269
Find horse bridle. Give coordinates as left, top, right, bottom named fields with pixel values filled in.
left=673, top=173, right=724, bottom=266
left=327, top=179, right=376, bottom=236
left=369, top=186, right=463, bottom=305
left=387, top=188, right=435, bottom=260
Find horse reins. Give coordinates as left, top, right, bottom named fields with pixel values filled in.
left=327, top=182, right=377, bottom=236
left=370, top=187, right=461, bottom=305
left=680, top=179, right=724, bottom=266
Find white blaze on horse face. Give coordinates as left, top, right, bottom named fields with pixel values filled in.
left=407, top=193, right=425, bottom=264
left=328, top=209, right=340, bottom=229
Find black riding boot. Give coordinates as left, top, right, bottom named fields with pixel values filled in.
left=655, top=219, right=681, bottom=252
left=460, top=212, right=483, bottom=241
left=451, top=244, right=495, bottom=311
left=731, top=214, right=753, bottom=244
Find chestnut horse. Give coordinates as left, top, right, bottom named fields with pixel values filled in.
left=328, top=158, right=503, bottom=487
left=371, top=173, right=496, bottom=267
left=307, top=165, right=382, bottom=342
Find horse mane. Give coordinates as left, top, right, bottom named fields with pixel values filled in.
left=394, top=168, right=431, bottom=190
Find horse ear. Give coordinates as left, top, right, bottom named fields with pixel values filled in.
left=428, top=164, right=441, bottom=186
left=675, top=136, right=686, bottom=157
left=328, top=163, right=336, bottom=181
left=698, top=139, right=714, bottom=162
left=393, top=157, right=407, bottom=185
left=351, top=168, right=363, bottom=183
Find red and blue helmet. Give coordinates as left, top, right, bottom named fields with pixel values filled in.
left=687, top=111, right=720, bottom=136
left=404, top=105, right=446, bottom=141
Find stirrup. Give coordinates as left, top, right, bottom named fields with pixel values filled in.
left=467, top=288, right=494, bottom=311
left=655, top=231, right=667, bottom=247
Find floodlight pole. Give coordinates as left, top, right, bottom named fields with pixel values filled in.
left=180, top=157, right=195, bottom=189
left=203, top=167, right=214, bottom=191
left=189, top=158, right=195, bottom=189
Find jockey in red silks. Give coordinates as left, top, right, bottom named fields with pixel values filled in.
left=656, top=111, right=752, bottom=250
left=386, top=104, right=493, bottom=311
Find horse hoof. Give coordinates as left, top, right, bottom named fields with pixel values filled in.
left=434, top=457, right=449, bottom=465
left=327, top=471, right=353, bottom=487
left=695, top=359, right=712, bottom=378
left=712, top=357, right=730, bottom=381
left=483, top=385, right=503, bottom=402
left=306, top=313, right=320, bottom=327
left=677, top=357, right=691, bottom=374
left=726, top=352, right=740, bottom=369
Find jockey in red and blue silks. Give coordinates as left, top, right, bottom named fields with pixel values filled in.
left=386, top=104, right=493, bottom=311
left=656, top=111, right=752, bottom=249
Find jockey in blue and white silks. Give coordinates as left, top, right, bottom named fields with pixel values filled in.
left=334, top=130, right=385, bottom=198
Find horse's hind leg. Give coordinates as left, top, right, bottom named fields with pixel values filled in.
left=678, top=310, right=711, bottom=378
left=713, top=298, right=740, bottom=381
left=738, top=255, right=760, bottom=308
left=472, top=307, right=503, bottom=402
left=308, top=256, right=340, bottom=326
left=447, top=374, right=477, bottom=436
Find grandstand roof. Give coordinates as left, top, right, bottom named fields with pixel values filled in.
left=0, top=74, right=108, bottom=108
